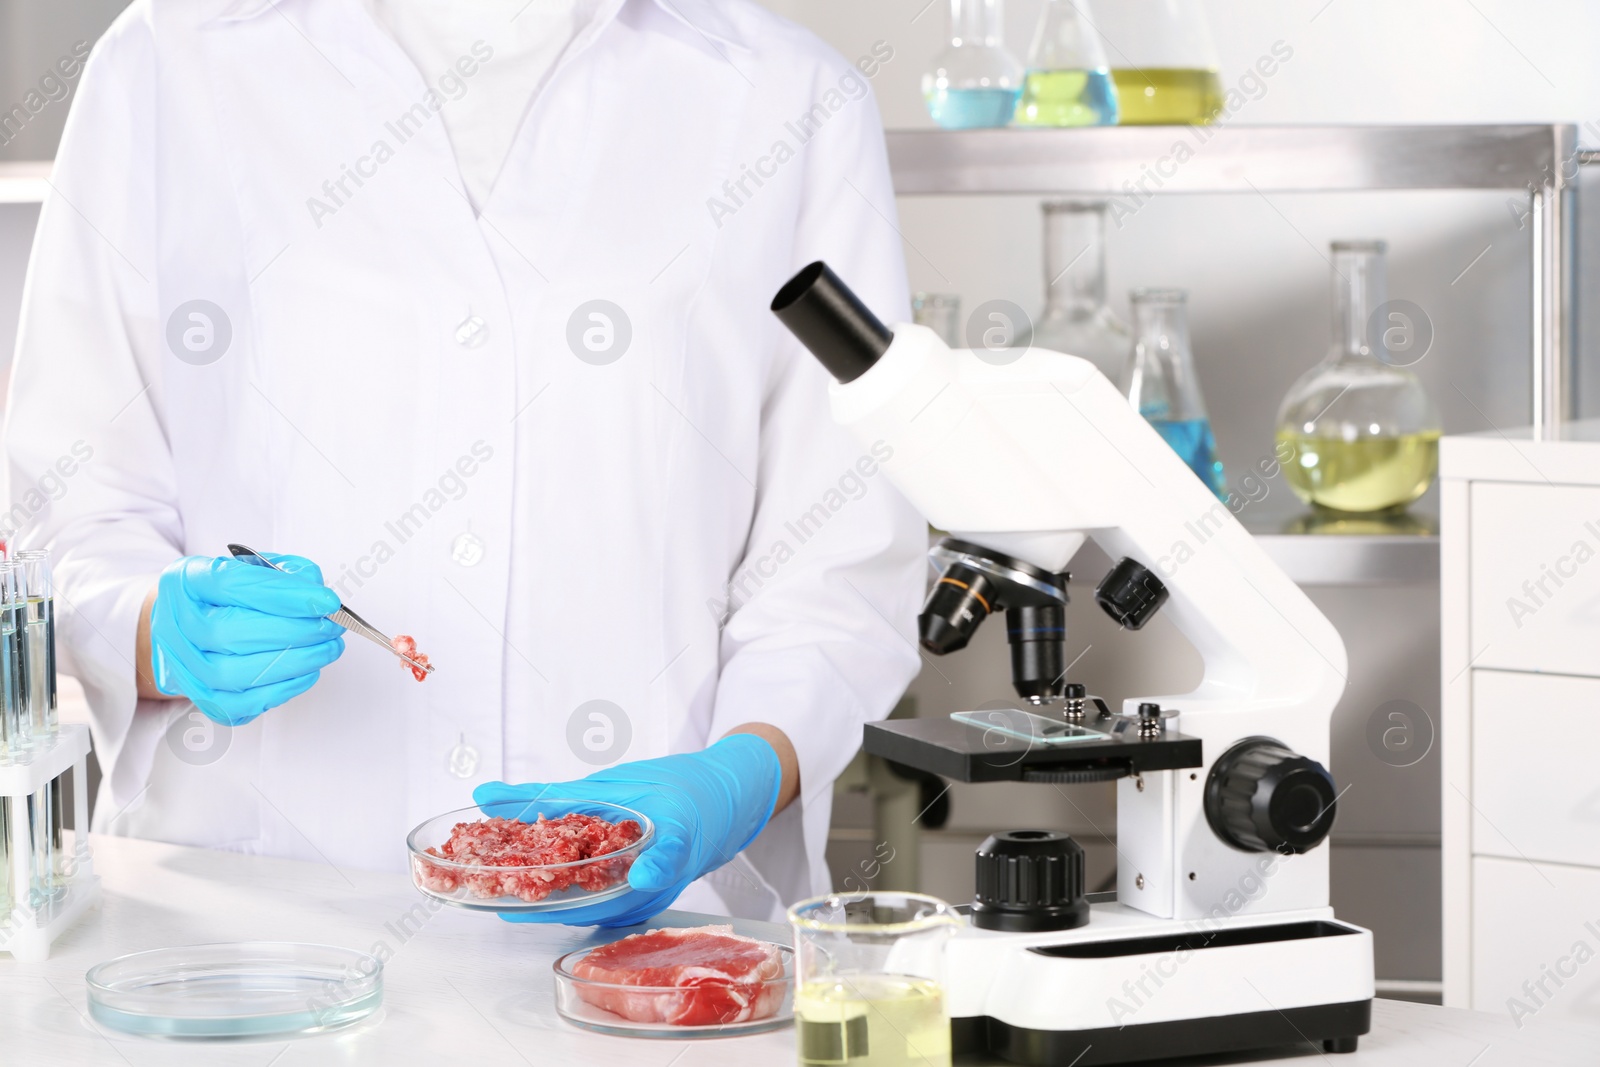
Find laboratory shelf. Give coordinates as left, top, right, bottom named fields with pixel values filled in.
left=1233, top=488, right=1440, bottom=586
left=889, top=123, right=1574, bottom=438
left=886, top=123, right=1567, bottom=584
left=0, top=161, right=50, bottom=205
left=885, top=122, right=1580, bottom=447
left=1249, top=527, right=1438, bottom=587
left=884, top=124, right=1574, bottom=196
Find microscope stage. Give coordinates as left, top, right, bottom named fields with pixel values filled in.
left=864, top=716, right=1203, bottom=783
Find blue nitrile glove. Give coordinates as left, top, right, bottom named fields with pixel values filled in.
left=149, top=553, right=345, bottom=727
left=472, top=734, right=783, bottom=927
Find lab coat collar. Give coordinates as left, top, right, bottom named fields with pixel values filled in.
left=645, top=0, right=750, bottom=53
left=213, top=0, right=749, bottom=52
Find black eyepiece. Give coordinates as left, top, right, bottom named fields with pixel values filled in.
left=771, top=261, right=892, bottom=383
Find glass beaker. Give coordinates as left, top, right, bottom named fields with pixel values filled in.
left=1125, top=288, right=1226, bottom=499
left=789, top=891, right=960, bottom=1067
left=922, top=0, right=1024, bottom=129
left=0, top=561, right=30, bottom=762
left=1094, top=0, right=1223, bottom=125
left=16, top=551, right=56, bottom=739
left=1018, top=201, right=1129, bottom=381
left=912, top=293, right=963, bottom=349
left=1014, top=0, right=1118, bottom=127
left=1275, top=240, right=1441, bottom=513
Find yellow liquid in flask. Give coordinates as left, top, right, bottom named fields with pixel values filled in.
left=796, top=975, right=951, bottom=1067
left=1111, top=68, right=1223, bottom=124
left=1278, top=430, right=1441, bottom=513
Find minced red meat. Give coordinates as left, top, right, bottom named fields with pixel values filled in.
left=392, top=634, right=431, bottom=682
left=414, top=813, right=643, bottom=903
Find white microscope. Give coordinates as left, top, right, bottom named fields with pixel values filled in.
left=772, top=263, right=1374, bottom=1064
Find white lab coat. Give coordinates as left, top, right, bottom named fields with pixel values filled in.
left=5, top=0, right=923, bottom=920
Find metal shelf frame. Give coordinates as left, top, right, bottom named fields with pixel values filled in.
left=0, top=161, right=50, bottom=205
left=885, top=123, right=1580, bottom=441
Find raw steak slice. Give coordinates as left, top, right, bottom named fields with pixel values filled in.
left=572, top=925, right=785, bottom=1025
left=415, top=813, right=643, bottom=902
left=391, top=634, right=431, bottom=682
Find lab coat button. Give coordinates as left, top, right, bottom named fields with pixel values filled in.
left=448, top=739, right=479, bottom=778
left=451, top=532, right=485, bottom=567
left=454, top=315, right=489, bottom=349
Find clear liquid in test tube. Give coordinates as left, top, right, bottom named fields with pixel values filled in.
left=50, top=776, right=66, bottom=887
left=0, top=562, right=30, bottom=761
left=0, top=797, right=12, bottom=920
left=16, top=552, right=56, bottom=740
left=28, top=784, right=56, bottom=910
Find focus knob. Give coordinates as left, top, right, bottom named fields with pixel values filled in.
left=971, top=830, right=1089, bottom=932
left=1205, top=738, right=1338, bottom=854
left=1094, top=558, right=1168, bottom=630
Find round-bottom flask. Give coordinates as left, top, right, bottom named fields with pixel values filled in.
left=1276, top=240, right=1440, bottom=514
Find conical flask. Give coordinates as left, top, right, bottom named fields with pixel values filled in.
left=922, top=0, right=1024, bottom=129
left=1125, top=289, right=1226, bottom=499
left=1276, top=240, right=1441, bottom=513
left=912, top=293, right=962, bottom=348
left=1014, top=0, right=1119, bottom=127
left=1019, top=201, right=1129, bottom=381
left=1093, top=0, right=1223, bottom=125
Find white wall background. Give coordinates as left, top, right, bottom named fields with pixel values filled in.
left=0, top=0, right=128, bottom=161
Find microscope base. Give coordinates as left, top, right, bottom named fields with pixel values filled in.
left=947, top=911, right=1374, bottom=1065
left=954, top=1000, right=1369, bottom=1065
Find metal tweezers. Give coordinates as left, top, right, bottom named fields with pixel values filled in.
left=226, top=543, right=435, bottom=676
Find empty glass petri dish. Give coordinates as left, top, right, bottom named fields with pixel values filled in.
left=553, top=939, right=794, bottom=1038
left=407, top=798, right=653, bottom=913
left=85, top=942, right=382, bottom=1038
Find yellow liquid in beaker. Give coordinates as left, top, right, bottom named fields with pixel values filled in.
left=1111, top=68, right=1223, bottom=124
left=796, top=975, right=951, bottom=1067
left=1278, top=429, right=1441, bottom=513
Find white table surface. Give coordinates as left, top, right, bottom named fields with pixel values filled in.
left=5, top=834, right=1599, bottom=1066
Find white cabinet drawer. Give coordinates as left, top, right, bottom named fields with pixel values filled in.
left=1473, top=671, right=1600, bottom=868
left=1469, top=482, right=1600, bottom=676
left=1472, top=856, right=1600, bottom=1019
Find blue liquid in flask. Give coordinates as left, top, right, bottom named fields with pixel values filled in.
left=1148, top=416, right=1227, bottom=500
left=926, top=86, right=1023, bottom=129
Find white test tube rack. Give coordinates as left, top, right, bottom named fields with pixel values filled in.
left=0, top=723, right=99, bottom=962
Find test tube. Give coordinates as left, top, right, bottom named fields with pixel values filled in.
left=50, top=773, right=67, bottom=886
left=28, top=784, right=56, bottom=910
left=0, top=562, right=29, bottom=762
left=15, top=552, right=57, bottom=740
left=0, top=796, right=11, bottom=922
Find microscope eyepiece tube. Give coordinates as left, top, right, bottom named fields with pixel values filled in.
left=770, top=261, right=893, bottom=383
